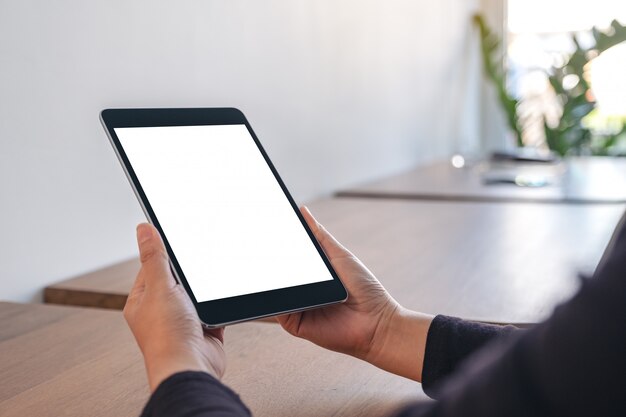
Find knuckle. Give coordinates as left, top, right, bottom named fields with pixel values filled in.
left=122, top=304, right=132, bottom=320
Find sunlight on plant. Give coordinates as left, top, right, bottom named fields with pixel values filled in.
left=474, top=14, right=626, bottom=156
left=590, top=43, right=626, bottom=117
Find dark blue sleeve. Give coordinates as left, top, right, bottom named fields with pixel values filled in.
left=140, top=371, right=251, bottom=417
left=421, top=315, right=518, bottom=398
left=393, top=213, right=626, bottom=417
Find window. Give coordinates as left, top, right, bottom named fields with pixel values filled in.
left=506, top=0, right=626, bottom=153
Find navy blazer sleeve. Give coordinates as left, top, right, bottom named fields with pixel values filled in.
left=140, top=371, right=251, bottom=417
left=394, top=213, right=626, bottom=417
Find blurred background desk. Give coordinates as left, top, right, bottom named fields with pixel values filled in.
left=0, top=302, right=424, bottom=417
left=337, top=158, right=626, bottom=204
left=44, top=197, right=625, bottom=325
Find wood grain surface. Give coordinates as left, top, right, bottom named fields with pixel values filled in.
left=0, top=302, right=426, bottom=417
left=44, top=198, right=625, bottom=324
left=337, top=158, right=626, bottom=204
left=44, top=258, right=139, bottom=309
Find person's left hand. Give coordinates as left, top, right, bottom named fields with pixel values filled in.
left=124, top=223, right=226, bottom=392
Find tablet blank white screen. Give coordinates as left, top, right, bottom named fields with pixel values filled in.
left=115, top=125, right=333, bottom=302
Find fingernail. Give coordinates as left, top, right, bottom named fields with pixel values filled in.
left=137, top=224, right=153, bottom=243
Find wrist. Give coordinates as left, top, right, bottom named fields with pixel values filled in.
left=365, top=307, right=434, bottom=382
left=144, top=347, right=218, bottom=392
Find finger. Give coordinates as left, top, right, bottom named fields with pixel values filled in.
left=301, top=206, right=352, bottom=259
left=275, top=314, right=288, bottom=327
left=136, top=223, right=176, bottom=290
left=275, top=312, right=303, bottom=337
left=203, top=326, right=225, bottom=343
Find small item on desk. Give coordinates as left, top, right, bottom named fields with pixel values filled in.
left=490, top=148, right=559, bottom=164
left=481, top=171, right=550, bottom=188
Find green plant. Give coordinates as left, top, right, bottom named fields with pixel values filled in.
left=473, top=14, right=523, bottom=147
left=474, top=14, right=626, bottom=156
left=544, top=20, right=626, bottom=156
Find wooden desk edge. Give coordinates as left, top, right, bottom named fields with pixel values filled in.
left=335, top=190, right=626, bottom=205
left=44, top=287, right=128, bottom=310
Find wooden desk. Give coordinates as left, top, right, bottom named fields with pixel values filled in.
left=337, top=158, right=626, bottom=204
left=0, top=302, right=425, bottom=417
left=45, top=198, right=625, bottom=324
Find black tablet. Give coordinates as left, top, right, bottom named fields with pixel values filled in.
left=101, top=108, right=347, bottom=327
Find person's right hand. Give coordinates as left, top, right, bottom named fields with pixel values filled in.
left=124, top=223, right=226, bottom=392
left=277, top=207, right=433, bottom=382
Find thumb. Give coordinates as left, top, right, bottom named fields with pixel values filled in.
left=300, top=206, right=352, bottom=259
left=136, top=223, right=176, bottom=289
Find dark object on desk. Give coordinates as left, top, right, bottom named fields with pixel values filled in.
left=481, top=171, right=550, bottom=188
left=483, top=149, right=559, bottom=187
left=490, top=149, right=559, bottom=164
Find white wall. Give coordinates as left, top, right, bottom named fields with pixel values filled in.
left=0, top=0, right=481, bottom=302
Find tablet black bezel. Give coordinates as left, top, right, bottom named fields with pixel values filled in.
left=100, top=108, right=347, bottom=326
